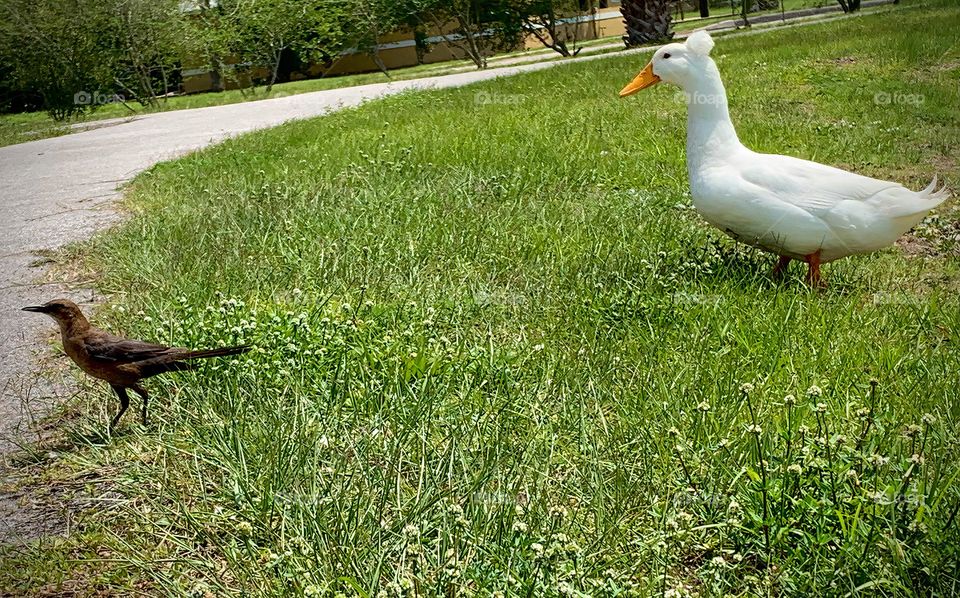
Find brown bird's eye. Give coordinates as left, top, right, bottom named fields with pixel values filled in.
left=663, top=53, right=671, bottom=59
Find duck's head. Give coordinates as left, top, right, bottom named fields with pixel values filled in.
left=619, top=30, right=715, bottom=97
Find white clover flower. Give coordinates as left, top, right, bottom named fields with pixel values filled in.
left=512, top=521, right=528, bottom=533
left=787, top=464, right=803, bottom=475
left=908, top=520, right=927, bottom=534
left=815, top=402, right=828, bottom=413
left=402, top=523, right=419, bottom=538
left=922, top=413, right=936, bottom=426
left=783, top=394, right=796, bottom=406
left=739, top=382, right=755, bottom=394
left=696, top=401, right=711, bottom=413
left=904, top=424, right=922, bottom=438
left=746, top=424, right=762, bottom=435
left=806, top=385, right=823, bottom=398
left=910, top=453, right=924, bottom=465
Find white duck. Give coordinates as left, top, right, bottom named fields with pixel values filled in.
left=619, top=30, right=950, bottom=286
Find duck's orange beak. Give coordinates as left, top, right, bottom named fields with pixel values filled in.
left=619, top=62, right=660, bottom=98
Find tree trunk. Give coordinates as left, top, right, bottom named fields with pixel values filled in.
left=620, top=0, right=674, bottom=47
left=456, top=14, right=486, bottom=68
left=523, top=17, right=572, bottom=57
left=699, top=0, right=709, bottom=18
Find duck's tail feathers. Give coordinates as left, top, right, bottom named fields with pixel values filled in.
left=877, top=175, right=950, bottom=219
left=914, top=175, right=951, bottom=210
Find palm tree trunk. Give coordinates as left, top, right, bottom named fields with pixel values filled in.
left=620, top=0, right=674, bottom=47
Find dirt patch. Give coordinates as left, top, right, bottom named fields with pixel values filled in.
left=0, top=471, right=70, bottom=545
left=898, top=203, right=960, bottom=258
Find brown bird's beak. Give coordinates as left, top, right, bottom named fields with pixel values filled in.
left=21, top=305, right=48, bottom=313
left=620, top=62, right=661, bottom=98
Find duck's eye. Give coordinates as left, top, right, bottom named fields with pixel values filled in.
left=663, top=53, right=671, bottom=59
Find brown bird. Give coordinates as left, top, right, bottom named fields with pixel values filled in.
left=22, top=299, right=249, bottom=429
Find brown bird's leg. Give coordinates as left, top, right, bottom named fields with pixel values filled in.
left=131, top=385, right=150, bottom=426
left=770, top=256, right=791, bottom=280
left=804, top=250, right=825, bottom=289
left=110, top=385, right=130, bottom=430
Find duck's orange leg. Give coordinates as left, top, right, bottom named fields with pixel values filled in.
left=804, top=250, right=825, bottom=289
left=770, top=256, right=791, bottom=280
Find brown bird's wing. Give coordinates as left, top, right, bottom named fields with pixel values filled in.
left=82, top=333, right=182, bottom=364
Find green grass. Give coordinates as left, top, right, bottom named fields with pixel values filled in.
left=3, top=1, right=960, bottom=596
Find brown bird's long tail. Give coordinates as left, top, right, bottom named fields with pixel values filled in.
left=140, top=345, right=251, bottom=378
left=182, top=345, right=251, bottom=360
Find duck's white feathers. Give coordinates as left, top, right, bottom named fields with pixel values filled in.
left=741, top=155, right=949, bottom=220
left=691, top=150, right=950, bottom=262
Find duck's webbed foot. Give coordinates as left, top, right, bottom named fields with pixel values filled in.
left=804, top=250, right=826, bottom=289
left=770, top=256, right=791, bottom=280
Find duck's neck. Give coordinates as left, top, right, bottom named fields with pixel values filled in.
left=683, top=60, right=744, bottom=173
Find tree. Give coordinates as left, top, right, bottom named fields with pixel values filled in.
left=835, top=0, right=861, bottom=12
left=1, top=0, right=118, bottom=119
left=106, top=0, right=187, bottom=107
left=412, top=0, right=522, bottom=69
left=512, top=0, right=598, bottom=57
left=620, top=0, right=673, bottom=47
left=342, top=0, right=415, bottom=74
left=1, top=0, right=188, bottom=117
left=189, top=0, right=351, bottom=92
